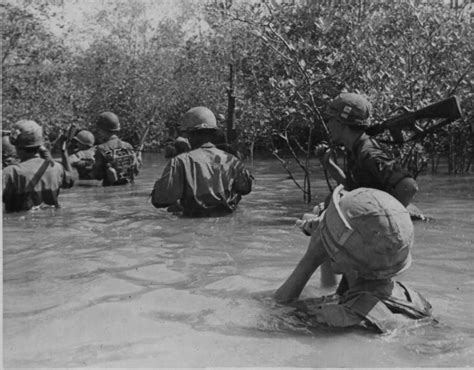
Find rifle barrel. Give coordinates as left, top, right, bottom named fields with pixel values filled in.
left=366, top=96, right=462, bottom=140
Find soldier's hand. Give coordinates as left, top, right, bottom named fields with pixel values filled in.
left=296, top=212, right=323, bottom=236
left=136, top=151, right=143, bottom=167
left=314, top=143, right=330, bottom=159
left=311, top=202, right=326, bottom=216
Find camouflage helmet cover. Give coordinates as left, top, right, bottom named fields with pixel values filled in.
left=181, top=106, right=217, bottom=131
left=96, top=112, right=120, bottom=132
left=319, top=185, right=413, bottom=280
left=326, top=93, right=373, bottom=127
left=9, top=120, right=44, bottom=148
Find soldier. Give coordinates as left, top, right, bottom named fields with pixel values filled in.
left=308, top=93, right=419, bottom=288
left=275, top=186, right=433, bottom=333
left=3, top=120, right=74, bottom=213
left=151, top=106, right=253, bottom=217
left=316, top=92, right=418, bottom=207
left=91, top=112, right=140, bottom=186
left=68, top=130, right=96, bottom=180
left=2, top=135, right=18, bottom=168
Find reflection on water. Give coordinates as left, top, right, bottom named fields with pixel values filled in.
left=3, top=154, right=474, bottom=367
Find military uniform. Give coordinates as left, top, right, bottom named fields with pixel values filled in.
left=152, top=142, right=252, bottom=216
left=345, top=133, right=410, bottom=192
left=92, top=136, right=138, bottom=186
left=69, top=147, right=96, bottom=180
left=299, top=279, right=432, bottom=333
left=275, top=186, right=433, bottom=333
left=3, top=155, right=73, bottom=212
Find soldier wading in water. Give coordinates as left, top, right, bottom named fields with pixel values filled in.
left=151, top=106, right=253, bottom=217
left=276, top=186, right=433, bottom=333
left=91, top=112, right=140, bottom=186
left=303, top=93, right=420, bottom=289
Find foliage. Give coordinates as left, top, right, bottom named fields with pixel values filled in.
left=2, top=0, right=472, bottom=198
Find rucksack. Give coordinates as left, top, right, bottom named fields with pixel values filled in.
left=99, top=146, right=136, bottom=185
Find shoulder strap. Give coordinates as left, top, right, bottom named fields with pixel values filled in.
left=25, top=159, right=52, bottom=193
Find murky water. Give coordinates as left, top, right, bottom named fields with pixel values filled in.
left=3, top=153, right=474, bottom=368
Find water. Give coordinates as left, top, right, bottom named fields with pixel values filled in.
left=3, top=153, right=474, bottom=368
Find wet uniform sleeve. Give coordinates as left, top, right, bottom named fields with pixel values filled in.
left=358, top=145, right=410, bottom=192
left=151, top=158, right=185, bottom=208
left=2, top=167, right=15, bottom=200
left=61, top=167, right=74, bottom=189
left=312, top=303, right=366, bottom=328
left=68, top=153, right=80, bottom=167
left=233, top=160, right=252, bottom=195
left=91, top=148, right=106, bottom=180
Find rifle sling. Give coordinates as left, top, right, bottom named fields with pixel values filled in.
left=26, top=159, right=53, bottom=193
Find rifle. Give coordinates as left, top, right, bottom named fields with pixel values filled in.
left=366, top=96, right=463, bottom=143
left=53, top=122, right=77, bottom=150
left=137, top=122, right=152, bottom=154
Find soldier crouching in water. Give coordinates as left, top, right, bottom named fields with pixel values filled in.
left=91, top=112, right=140, bottom=186
left=306, top=93, right=419, bottom=289
left=3, top=120, right=74, bottom=212
left=151, top=106, right=253, bottom=217
left=275, top=186, right=433, bottom=333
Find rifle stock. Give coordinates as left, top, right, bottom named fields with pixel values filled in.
left=366, top=96, right=463, bottom=143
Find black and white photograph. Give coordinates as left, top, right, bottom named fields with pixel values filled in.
left=2, top=0, right=473, bottom=368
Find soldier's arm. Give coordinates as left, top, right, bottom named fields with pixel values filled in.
left=274, top=229, right=329, bottom=303
left=2, top=167, right=17, bottom=211
left=233, top=160, right=252, bottom=195
left=151, top=158, right=184, bottom=208
left=60, top=165, right=75, bottom=189
left=391, top=177, right=418, bottom=207
left=362, top=149, right=417, bottom=207
left=68, top=153, right=80, bottom=167
left=91, top=149, right=106, bottom=180
left=60, top=141, right=72, bottom=173
left=320, top=150, right=347, bottom=186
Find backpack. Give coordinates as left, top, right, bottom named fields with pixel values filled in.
left=99, top=146, right=136, bottom=185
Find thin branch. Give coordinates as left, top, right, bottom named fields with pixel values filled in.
left=272, top=149, right=308, bottom=195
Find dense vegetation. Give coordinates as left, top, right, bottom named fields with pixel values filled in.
left=2, top=0, right=473, bottom=199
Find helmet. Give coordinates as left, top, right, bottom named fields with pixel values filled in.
left=181, top=106, right=217, bottom=131
left=9, top=120, right=44, bottom=148
left=326, top=93, right=372, bottom=127
left=96, top=112, right=120, bottom=132
left=319, top=185, right=413, bottom=280
left=73, top=130, right=95, bottom=147
left=2, top=135, right=16, bottom=157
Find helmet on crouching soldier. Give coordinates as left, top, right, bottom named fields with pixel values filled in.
left=326, top=93, right=373, bottom=128
left=9, top=120, right=44, bottom=148
left=319, top=185, right=413, bottom=280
